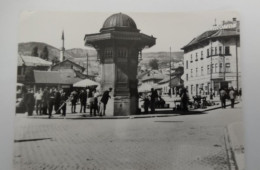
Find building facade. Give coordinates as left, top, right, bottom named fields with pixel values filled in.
left=182, top=18, right=241, bottom=97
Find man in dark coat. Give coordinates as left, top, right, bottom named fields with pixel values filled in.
left=79, top=89, right=87, bottom=113
left=54, top=88, right=61, bottom=114
left=24, top=89, right=35, bottom=116
left=99, top=88, right=112, bottom=116
left=150, top=88, right=158, bottom=114
left=60, top=90, right=68, bottom=116
left=42, top=87, right=50, bottom=115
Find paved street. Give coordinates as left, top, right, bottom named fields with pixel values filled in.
left=13, top=103, right=243, bottom=170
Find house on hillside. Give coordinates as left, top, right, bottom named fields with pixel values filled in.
left=17, top=55, right=52, bottom=84
left=50, top=59, right=95, bottom=80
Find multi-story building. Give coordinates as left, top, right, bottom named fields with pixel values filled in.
left=182, top=18, right=240, bottom=97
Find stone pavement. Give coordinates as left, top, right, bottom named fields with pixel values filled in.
left=14, top=101, right=244, bottom=170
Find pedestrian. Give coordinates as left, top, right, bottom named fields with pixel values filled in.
left=238, top=88, right=242, bottom=100
left=48, top=88, right=55, bottom=118
left=143, top=94, right=150, bottom=114
left=229, top=87, right=236, bottom=108
left=70, top=90, right=78, bottom=113
left=180, top=88, right=189, bottom=111
left=54, top=88, right=61, bottom=114
left=99, top=88, right=112, bottom=116
left=24, top=88, right=35, bottom=116
left=34, top=89, right=43, bottom=115
left=42, top=87, right=49, bottom=115
left=219, top=88, right=227, bottom=109
left=92, top=89, right=100, bottom=116
left=79, top=89, right=87, bottom=113
left=60, top=90, right=68, bottom=117
left=150, top=88, right=158, bottom=114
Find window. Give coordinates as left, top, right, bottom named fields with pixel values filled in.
left=215, top=63, right=218, bottom=73
left=117, top=48, right=127, bottom=58
left=207, top=65, right=210, bottom=74
left=186, top=74, right=188, bottom=81
left=211, top=64, right=214, bottom=73
left=195, top=53, right=198, bottom=61
left=225, top=46, right=230, bottom=55
left=191, top=85, right=193, bottom=95
left=201, top=66, right=204, bottom=76
left=191, top=69, right=193, bottom=77
left=104, top=48, right=113, bottom=58
left=211, top=48, right=214, bottom=56
left=186, top=60, right=188, bottom=69
left=219, top=46, right=222, bottom=55
left=196, top=68, right=198, bottom=76
left=190, top=54, right=193, bottom=63
left=215, top=47, right=217, bottom=55
left=201, top=51, right=203, bottom=59
left=219, top=63, right=223, bottom=72
left=225, top=63, right=231, bottom=72
left=17, top=67, right=22, bottom=75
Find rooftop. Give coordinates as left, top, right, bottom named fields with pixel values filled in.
left=18, top=55, right=52, bottom=67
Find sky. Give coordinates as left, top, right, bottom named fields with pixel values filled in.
left=19, top=11, right=238, bottom=52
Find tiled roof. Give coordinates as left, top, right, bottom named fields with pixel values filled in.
left=141, top=70, right=165, bottom=82
left=34, top=70, right=82, bottom=85
left=182, top=28, right=239, bottom=50
left=18, top=55, right=52, bottom=67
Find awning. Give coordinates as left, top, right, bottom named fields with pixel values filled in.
left=138, top=83, right=153, bottom=93
left=73, top=78, right=99, bottom=87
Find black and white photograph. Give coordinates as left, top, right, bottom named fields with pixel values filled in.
left=13, top=11, right=244, bottom=170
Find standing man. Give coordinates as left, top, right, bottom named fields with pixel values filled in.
left=60, top=90, right=68, bottom=117
left=24, top=88, right=35, bottom=116
left=219, top=88, right=227, bottom=109
left=70, top=90, right=78, bottom=113
left=79, top=89, right=87, bottom=113
left=54, top=88, right=61, bottom=114
left=150, top=88, right=158, bottom=114
left=48, top=88, right=55, bottom=118
left=99, top=88, right=112, bottom=116
left=42, top=87, right=49, bottom=115
left=229, top=87, right=236, bottom=108
left=34, top=89, right=43, bottom=115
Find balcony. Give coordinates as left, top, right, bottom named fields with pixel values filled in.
left=207, top=53, right=231, bottom=58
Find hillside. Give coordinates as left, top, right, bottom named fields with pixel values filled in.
left=18, top=42, right=184, bottom=75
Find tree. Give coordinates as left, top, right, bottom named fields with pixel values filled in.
left=40, top=46, right=49, bottom=60
left=149, top=58, right=159, bottom=70
left=31, top=46, right=39, bottom=57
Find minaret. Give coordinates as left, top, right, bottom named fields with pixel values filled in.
left=60, top=30, right=65, bottom=62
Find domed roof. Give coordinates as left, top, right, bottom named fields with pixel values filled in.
left=100, top=13, right=139, bottom=32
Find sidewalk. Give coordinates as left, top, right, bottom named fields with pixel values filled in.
left=225, top=121, right=245, bottom=170
left=17, top=100, right=240, bottom=120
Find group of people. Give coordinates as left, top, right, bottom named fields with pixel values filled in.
left=21, top=87, right=113, bottom=118
left=141, top=88, right=166, bottom=114
left=219, top=87, right=242, bottom=109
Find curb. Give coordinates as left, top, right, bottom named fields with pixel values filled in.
left=224, top=122, right=245, bottom=170
left=224, top=127, right=238, bottom=170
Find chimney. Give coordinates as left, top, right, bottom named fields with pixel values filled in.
left=233, top=17, right=237, bottom=21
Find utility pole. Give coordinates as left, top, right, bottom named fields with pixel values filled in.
left=86, top=52, right=89, bottom=75
left=210, top=41, right=213, bottom=100
left=236, top=37, right=239, bottom=90
left=169, top=46, right=172, bottom=98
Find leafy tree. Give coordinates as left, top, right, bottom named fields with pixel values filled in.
left=40, top=46, right=49, bottom=60
left=31, top=46, right=39, bottom=57
left=149, top=58, right=159, bottom=70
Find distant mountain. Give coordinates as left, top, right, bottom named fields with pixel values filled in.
left=18, top=42, right=184, bottom=74
left=140, top=51, right=184, bottom=69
